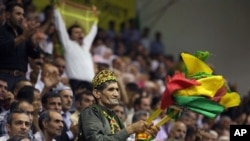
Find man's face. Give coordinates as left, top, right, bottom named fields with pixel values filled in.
left=7, top=6, right=24, bottom=28
left=32, top=90, right=42, bottom=113
left=96, top=82, right=120, bottom=108
left=113, top=105, right=126, bottom=121
left=55, top=58, right=66, bottom=76
left=7, top=113, right=31, bottom=137
left=0, top=80, right=7, bottom=101
left=18, top=102, right=34, bottom=122
left=70, top=27, right=84, bottom=45
left=60, top=89, right=73, bottom=112
left=79, top=94, right=95, bottom=110
left=44, top=97, right=62, bottom=113
left=45, top=112, right=63, bottom=137
left=171, top=122, right=187, bottom=141
left=139, top=97, right=151, bottom=112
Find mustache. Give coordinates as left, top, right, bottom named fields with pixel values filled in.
left=35, top=61, right=43, bottom=66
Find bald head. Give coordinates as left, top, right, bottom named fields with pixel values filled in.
left=169, top=121, right=187, bottom=141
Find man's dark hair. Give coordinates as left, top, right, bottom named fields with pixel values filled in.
left=7, top=109, right=29, bottom=125
left=134, top=96, right=148, bottom=109
left=75, top=89, right=93, bottom=102
left=16, top=85, right=35, bottom=103
left=5, top=2, right=23, bottom=13
left=9, top=100, right=32, bottom=113
left=75, top=81, right=93, bottom=93
left=150, top=96, right=161, bottom=110
left=13, top=79, right=30, bottom=91
left=126, top=82, right=140, bottom=93
left=67, top=24, right=83, bottom=36
left=38, top=110, right=51, bottom=131
left=41, top=91, right=60, bottom=105
left=0, top=76, right=7, bottom=82
left=132, top=110, right=148, bottom=123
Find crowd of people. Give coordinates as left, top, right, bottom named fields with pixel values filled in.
left=0, top=0, right=249, bottom=141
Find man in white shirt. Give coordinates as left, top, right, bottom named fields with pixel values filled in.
left=53, top=6, right=98, bottom=92
left=35, top=110, right=63, bottom=141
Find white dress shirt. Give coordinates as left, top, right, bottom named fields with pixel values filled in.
left=54, top=8, right=98, bottom=82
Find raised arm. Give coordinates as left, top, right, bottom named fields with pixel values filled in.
left=83, top=5, right=98, bottom=51
left=83, top=22, right=98, bottom=51
left=53, top=8, right=70, bottom=49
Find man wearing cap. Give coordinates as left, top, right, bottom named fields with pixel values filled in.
left=78, top=69, right=159, bottom=141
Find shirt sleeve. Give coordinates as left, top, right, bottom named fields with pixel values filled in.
left=66, top=130, right=74, bottom=140
left=53, top=8, right=70, bottom=49
left=83, top=22, right=98, bottom=51
left=80, top=107, right=130, bottom=141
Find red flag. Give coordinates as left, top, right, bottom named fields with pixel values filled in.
left=161, top=71, right=200, bottom=109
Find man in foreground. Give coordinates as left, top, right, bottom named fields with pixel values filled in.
left=79, top=69, right=159, bottom=140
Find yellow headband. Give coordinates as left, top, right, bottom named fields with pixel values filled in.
left=92, top=69, right=117, bottom=88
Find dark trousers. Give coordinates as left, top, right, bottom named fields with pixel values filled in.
left=0, top=72, right=26, bottom=92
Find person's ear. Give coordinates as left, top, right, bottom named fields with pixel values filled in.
left=6, top=123, right=11, bottom=133
left=93, top=89, right=100, bottom=99
left=42, top=120, right=48, bottom=129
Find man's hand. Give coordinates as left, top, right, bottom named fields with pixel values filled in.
left=92, top=5, right=99, bottom=17
left=145, top=125, right=160, bottom=138
left=3, top=91, right=14, bottom=109
left=61, top=77, right=69, bottom=85
left=42, top=71, right=60, bottom=89
left=22, top=20, right=40, bottom=39
left=126, top=120, right=152, bottom=134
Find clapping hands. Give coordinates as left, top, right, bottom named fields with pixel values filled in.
left=22, top=19, right=40, bottom=39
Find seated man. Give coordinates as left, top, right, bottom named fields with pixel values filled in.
left=71, top=89, right=95, bottom=125
left=41, top=92, right=74, bottom=141
left=0, top=110, right=31, bottom=140
left=35, top=110, right=63, bottom=141
left=78, top=69, right=159, bottom=140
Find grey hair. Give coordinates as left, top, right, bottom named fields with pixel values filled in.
left=38, top=111, right=51, bottom=131
left=132, top=110, right=149, bottom=123
left=54, top=85, right=73, bottom=95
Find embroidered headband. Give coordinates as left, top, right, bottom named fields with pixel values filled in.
left=92, top=69, right=117, bottom=88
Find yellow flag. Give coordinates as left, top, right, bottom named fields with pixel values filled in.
left=176, top=75, right=225, bottom=97
left=33, top=0, right=97, bottom=33
left=181, top=52, right=213, bottom=76
left=57, top=0, right=97, bottom=33
left=33, top=0, right=135, bottom=32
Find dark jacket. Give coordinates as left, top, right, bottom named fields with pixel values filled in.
left=0, top=23, right=41, bottom=72
left=55, top=121, right=74, bottom=141
left=78, top=104, right=129, bottom=141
